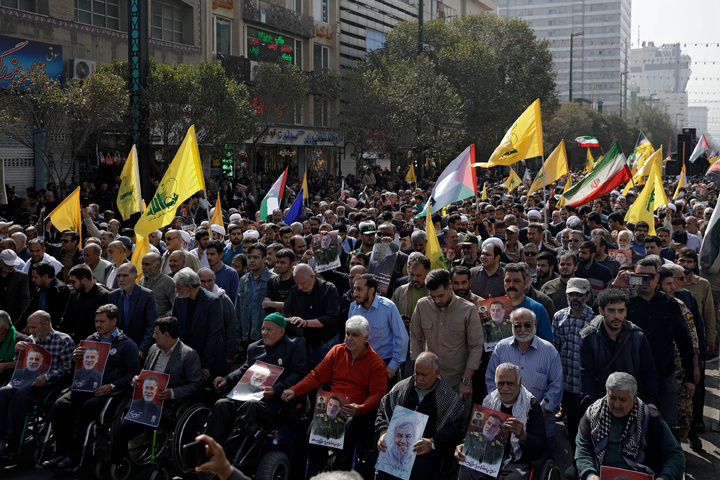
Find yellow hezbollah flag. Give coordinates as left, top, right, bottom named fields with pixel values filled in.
left=475, top=99, right=543, bottom=168
left=49, top=187, right=81, bottom=242
left=557, top=175, right=572, bottom=208
left=673, top=164, right=686, bottom=200
left=406, top=164, right=416, bottom=184
left=211, top=195, right=223, bottom=227
left=117, top=145, right=143, bottom=221
left=622, top=148, right=661, bottom=195
left=481, top=182, right=488, bottom=200
left=585, top=148, right=595, bottom=174
left=528, top=140, right=568, bottom=196
left=625, top=155, right=667, bottom=236
left=134, top=125, right=205, bottom=238
left=425, top=208, right=447, bottom=270
left=502, top=168, right=522, bottom=192
left=131, top=202, right=150, bottom=282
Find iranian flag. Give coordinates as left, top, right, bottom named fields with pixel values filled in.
left=561, top=142, right=631, bottom=207
left=575, top=136, right=600, bottom=148
left=689, top=134, right=710, bottom=163
left=259, top=167, right=288, bottom=222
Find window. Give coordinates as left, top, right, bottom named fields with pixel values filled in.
left=1, top=0, right=38, bottom=12
left=314, top=96, right=328, bottom=127
left=151, top=1, right=184, bottom=44
left=213, top=16, right=231, bottom=55
left=313, top=44, right=329, bottom=74
left=313, top=0, right=328, bottom=23
left=366, top=28, right=385, bottom=53
left=75, top=0, right=120, bottom=30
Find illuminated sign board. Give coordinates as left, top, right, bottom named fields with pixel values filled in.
left=247, top=27, right=295, bottom=63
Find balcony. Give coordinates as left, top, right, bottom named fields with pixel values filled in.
left=243, top=0, right=315, bottom=38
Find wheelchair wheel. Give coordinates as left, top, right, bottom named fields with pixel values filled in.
left=127, top=431, right=154, bottom=466
left=256, top=450, right=291, bottom=480
left=110, top=457, right=132, bottom=480
left=534, top=458, right=561, bottom=480
left=94, top=459, right=111, bottom=479
left=172, top=403, right=211, bottom=474
left=149, top=466, right=170, bottom=480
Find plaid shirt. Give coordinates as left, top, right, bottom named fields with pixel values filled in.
left=28, top=329, right=75, bottom=381
left=552, top=305, right=595, bottom=394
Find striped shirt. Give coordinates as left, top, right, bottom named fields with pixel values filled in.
left=28, top=329, right=75, bottom=381
left=552, top=305, right=596, bottom=394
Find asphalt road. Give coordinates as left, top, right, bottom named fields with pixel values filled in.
left=3, top=359, right=719, bottom=479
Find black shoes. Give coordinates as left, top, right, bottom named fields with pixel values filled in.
left=40, top=455, right=67, bottom=469
left=688, top=432, right=703, bottom=452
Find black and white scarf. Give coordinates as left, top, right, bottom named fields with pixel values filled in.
left=587, top=396, right=646, bottom=466
left=483, top=385, right=533, bottom=462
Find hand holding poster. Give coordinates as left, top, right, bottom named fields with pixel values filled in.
left=459, top=405, right=512, bottom=477
left=478, top=296, right=514, bottom=352
left=10, top=344, right=51, bottom=389
left=376, top=405, right=429, bottom=480
left=608, top=249, right=632, bottom=265
left=313, top=231, right=342, bottom=273
left=72, top=341, right=110, bottom=392
left=226, top=361, right=283, bottom=402
left=369, top=238, right=400, bottom=295
left=309, top=391, right=350, bottom=449
left=600, top=466, right=653, bottom=480
left=124, top=370, right=170, bottom=427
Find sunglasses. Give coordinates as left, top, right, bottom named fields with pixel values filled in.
left=513, top=322, right=533, bottom=330
left=166, top=236, right=179, bottom=241
left=567, top=291, right=585, bottom=297
left=524, top=252, right=537, bottom=256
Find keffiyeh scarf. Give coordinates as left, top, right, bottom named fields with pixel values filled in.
left=483, top=385, right=533, bottom=462
left=587, top=396, right=646, bottom=466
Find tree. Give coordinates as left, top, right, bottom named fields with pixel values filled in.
left=0, top=68, right=128, bottom=195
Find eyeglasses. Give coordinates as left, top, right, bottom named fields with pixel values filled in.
left=567, top=292, right=585, bottom=297
left=524, top=252, right=537, bottom=256
left=166, top=236, right=179, bottom=241
left=513, top=322, right=533, bottom=330
left=569, top=239, right=581, bottom=243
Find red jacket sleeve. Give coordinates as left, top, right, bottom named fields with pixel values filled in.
left=291, top=345, right=338, bottom=396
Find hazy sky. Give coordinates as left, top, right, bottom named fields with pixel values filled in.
left=632, top=0, right=720, bottom=136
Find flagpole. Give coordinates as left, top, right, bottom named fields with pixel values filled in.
left=541, top=156, right=548, bottom=236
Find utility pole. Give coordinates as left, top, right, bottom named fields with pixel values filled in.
left=418, top=0, right=424, bottom=56
left=569, top=31, right=583, bottom=103
left=128, top=0, right=151, bottom=204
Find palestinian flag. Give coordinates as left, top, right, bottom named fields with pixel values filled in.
left=689, top=134, right=710, bottom=163
left=561, top=142, right=631, bottom=207
left=418, top=145, right=477, bottom=216
left=259, top=167, right=288, bottom=222
left=575, top=136, right=600, bottom=148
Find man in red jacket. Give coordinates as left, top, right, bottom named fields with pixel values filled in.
left=282, top=315, right=386, bottom=476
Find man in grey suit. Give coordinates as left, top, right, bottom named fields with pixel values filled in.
left=171, top=268, right=225, bottom=381
left=110, top=315, right=202, bottom=464
left=108, top=264, right=158, bottom=360
left=0, top=249, right=30, bottom=324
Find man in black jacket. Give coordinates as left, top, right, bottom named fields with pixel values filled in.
left=204, top=312, right=307, bottom=444
left=43, top=304, right=140, bottom=470
left=17, top=261, right=71, bottom=329
left=58, top=264, right=109, bottom=343
left=376, top=352, right=464, bottom=480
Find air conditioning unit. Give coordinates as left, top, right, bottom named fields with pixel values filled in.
left=250, top=61, right=260, bottom=81
left=69, top=59, right=97, bottom=80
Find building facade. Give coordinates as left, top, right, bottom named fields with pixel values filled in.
left=496, top=0, right=631, bottom=115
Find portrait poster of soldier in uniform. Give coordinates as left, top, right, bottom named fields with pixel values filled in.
left=124, top=370, right=170, bottom=427
left=599, top=466, right=652, bottom=480
left=376, top=405, right=429, bottom=480
left=71, top=341, right=110, bottom=392
left=369, top=237, right=400, bottom=295
left=313, top=231, right=342, bottom=273
left=309, top=391, right=351, bottom=449
left=608, top=249, right=632, bottom=266
left=227, top=361, right=283, bottom=402
left=441, top=245, right=460, bottom=264
left=459, top=405, right=511, bottom=477
left=478, top=296, right=514, bottom=352
left=10, top=345, right=51, bottom=389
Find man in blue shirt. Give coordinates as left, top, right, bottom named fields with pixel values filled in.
left=206, top=240, right=239, bottom=304
left=503, top=263, right=552, bottom=341
left=486, top=307, right=563, bottom=438
left=349, top=273, right=408, bottom=390
left=222, top=224, right=244, bottom=266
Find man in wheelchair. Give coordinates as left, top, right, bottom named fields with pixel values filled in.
left=455, top=362, right=547, bottom=480
left=204, top=312, right=307, bottom=444
left=281, top=315, right=387, bottom=477
left=109, top=315, right=203, bottom=466
left=0, top=310, right=74, bottom=459
left=42, top=304, right=141, bottom=471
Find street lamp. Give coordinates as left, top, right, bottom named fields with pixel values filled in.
left=569, top=31, right=584, bottom=103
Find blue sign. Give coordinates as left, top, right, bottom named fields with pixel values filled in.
left=0, top=35, right=63, bottom=89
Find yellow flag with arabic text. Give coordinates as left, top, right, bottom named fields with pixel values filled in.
left=117, top=145, right=143, bottom=221
left=624, top=155, right=667, bottom=235
left=425, top=208, right=447, bottom=270
left=528, top=140, right=568, bottom=196
left=406, top=164, right=416, bottom=184
left=49, top=187, right=81, bottom=242
left=474, top=100, right=543, bottom=168
left=502, top=168, right=522, bottom=192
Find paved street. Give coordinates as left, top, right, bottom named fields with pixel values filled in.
left=3, top=360, right=720, bottom=479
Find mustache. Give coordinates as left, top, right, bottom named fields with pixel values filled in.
left=506, top=287, right=519, bottom=292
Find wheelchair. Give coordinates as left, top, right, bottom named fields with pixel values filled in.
left=36, top=389, right=132, bottom=477
left=527, top=457, right=561, bottom=480
left=10, top=386, right=60, bottom=463
left=109, top=400, right=212, bottom=480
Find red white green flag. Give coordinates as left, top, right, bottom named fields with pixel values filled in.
left=575, top=136, right=600, bottom=148
left=259, top=167, right=288, bottom=221
left=689, top=134, right=710, bottom=163
left=561, top=142, right=631, bottom=207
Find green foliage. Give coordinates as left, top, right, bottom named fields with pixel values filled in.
left=344, top=13, right=558, bottom=163
left=0, top=68, right=127, bottom=194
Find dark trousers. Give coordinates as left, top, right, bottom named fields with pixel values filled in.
left=49, top=390, right=110, bottom=457
left=204, top=398, right=272, bottom=445
left=0, top=383, right=56, bottom=446
left=562, top=390, right=582, bottom=453
left=110, top=404, right=176, bottom=463
left=691, top=360, right=706, bottom=425
left=307, top=412, right=374, bottom=477
left=459, top=462, right=531, bottom=480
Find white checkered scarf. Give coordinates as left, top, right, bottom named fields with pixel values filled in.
left=385, top=375, right=464, bottom=433
left=483, top=385, right=533, bottom=462
left=587, top=396, right=646, bottom=465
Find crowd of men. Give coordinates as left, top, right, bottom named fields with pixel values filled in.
left=0, top=166, right=715, bottom=480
